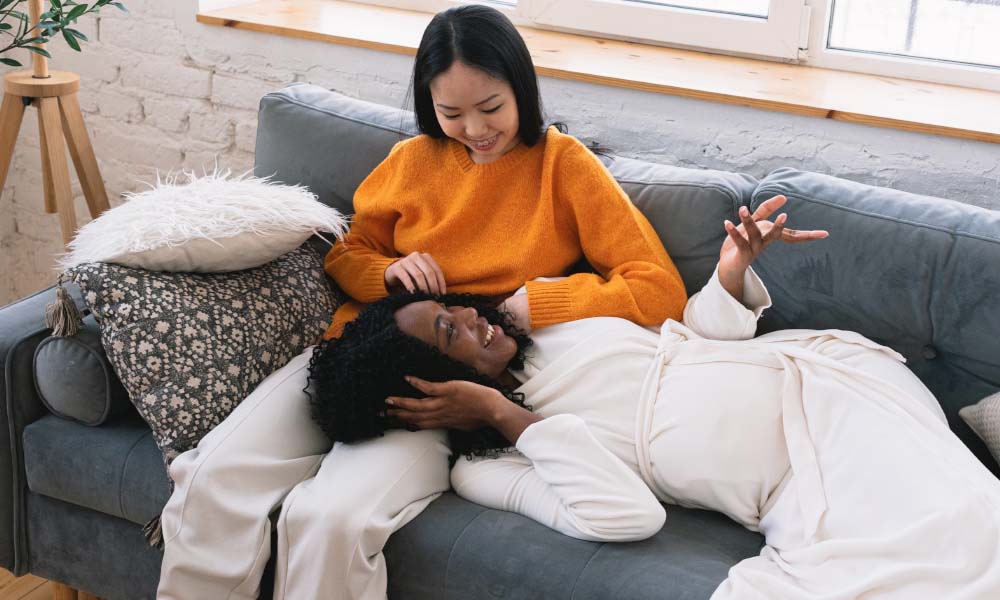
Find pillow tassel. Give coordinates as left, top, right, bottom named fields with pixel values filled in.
left=142, top=514, right=164, bottom=550
left=45, top=278, right=83, bottom=338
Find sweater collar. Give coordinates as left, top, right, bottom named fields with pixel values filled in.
left=448, top=135, right=536, bottom=174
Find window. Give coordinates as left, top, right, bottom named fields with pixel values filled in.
left=517, top=0, right=809, bottom=61
left=808, top=0, right=1000, bottom=90
left=355, top=0, right=1000, bottom=91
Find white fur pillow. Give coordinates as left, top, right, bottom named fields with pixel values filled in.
left=960, top=391, right=1000, bottom=466
left=61, top=170, right=347, bottom=272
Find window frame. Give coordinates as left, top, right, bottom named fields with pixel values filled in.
left=348, top=0, right=1000, bottom=92
left=516, top=0, right=809, bottom=61
left=800, top=0, right=1000, bottom=93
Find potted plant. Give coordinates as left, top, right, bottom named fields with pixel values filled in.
left=1, top=0, right=126, bottom=67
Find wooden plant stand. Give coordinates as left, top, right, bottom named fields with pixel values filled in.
left=0, top=0, right=110, bottom=246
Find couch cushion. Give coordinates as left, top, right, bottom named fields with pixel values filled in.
left=33, top=315, right=133, bottom=426
left=22, top=415, right=170, bottom=526
left=386, top=493, right=763, bottom=599
left=752, top=167, right=1000, bottom=475
left=256, top=84, right=757, bottom=294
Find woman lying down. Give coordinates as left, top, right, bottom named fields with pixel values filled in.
left=307, top=202, right=1000, bottom=599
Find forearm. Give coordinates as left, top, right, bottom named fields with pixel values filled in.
left=683, top=265, right=771, bottom=340
left=489, top=399, right=543, bottom=445
left=323, top=242, right=396, bottom=302
left=525, top=267, right=686, bottom=329
left=451, top=414, right=665, bottom=542
left=717, top=264, right=746, bottom=304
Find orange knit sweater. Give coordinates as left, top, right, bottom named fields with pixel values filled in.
left=323, top=127, right=686, bottom=338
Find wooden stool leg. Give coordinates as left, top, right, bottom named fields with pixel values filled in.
left=0, top=92, right=27, bottom=197
left=52, top=582, right=78, bottom=600
left=59, top=92, right=110, bottom=217
left=37, top=96, right=77, bottom=245
left=78, top=591, right=101, bottom=600
left=37, top=100, right=57, bottom=213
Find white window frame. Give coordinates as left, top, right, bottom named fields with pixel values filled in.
left=801, top=0, right=1000, bottom=92
left=517, top=0, right=809, bottom=61
left=348, top=0, right=1000, bottom=92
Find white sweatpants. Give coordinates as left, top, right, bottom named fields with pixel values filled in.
left=156, top=349, right=452, bottom=600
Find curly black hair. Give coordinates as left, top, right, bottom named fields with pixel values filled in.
left=307, top=291, right=533, bottom=457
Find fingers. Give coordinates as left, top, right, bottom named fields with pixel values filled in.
left=391, top=253, right=447, bottom=295
left=385, top=395, right=441, bottom=412
left=780, top=228, right=830, bottom=243
left=388, top=261, right=417, bottom=293
left=724, top=219, right=751, bottom=253
left=405, top=375, right=448, bottom=396
left=751, top=195, right=787, bottom=221
left=738, top=206, right=763, bottom=253
left=411, top=253, right=446, bottom=295
left=404, top=253, right=436, bottom=295
left=422, top=254, right=447, bottom=295
left=762, top=213, right=787, bottom=245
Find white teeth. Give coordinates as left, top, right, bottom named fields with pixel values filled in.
left=471, top=135, right=497, bottom=149
left=484, top=325, right=494, bottom=347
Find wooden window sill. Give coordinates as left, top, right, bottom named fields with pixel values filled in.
left=197, top=0, right=1000, bottom=144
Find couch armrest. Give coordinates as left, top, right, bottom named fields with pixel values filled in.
left=0, top=284, right=81, bottom=574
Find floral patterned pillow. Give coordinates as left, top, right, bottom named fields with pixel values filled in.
left=67, top=244, right=337, bottom=467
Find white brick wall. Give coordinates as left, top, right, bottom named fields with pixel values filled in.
left=1, top=0, right=998, bottom=307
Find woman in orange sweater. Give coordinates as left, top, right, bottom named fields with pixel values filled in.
left=323, top=12, right=687, bottom=337
left=159, top=5, right=688, bottom=600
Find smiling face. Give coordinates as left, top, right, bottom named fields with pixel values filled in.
left=394, top=300, right=518, bottom=379
left=429, top=60, right=521, bottom=164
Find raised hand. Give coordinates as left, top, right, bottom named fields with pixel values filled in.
left=385, top=252, right=448, bottom=295
left=718, top=195, right=828, bottom=301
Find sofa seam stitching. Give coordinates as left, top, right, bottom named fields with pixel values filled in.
left=443, top=510, right=489, bottom=595
left=263, top=92, right=418, bottom=137
left=118, top=429, right=153, bottom=523
left=569, top=543, right=607, bottom=600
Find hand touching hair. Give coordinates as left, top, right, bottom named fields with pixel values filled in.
left=307, top=291, right=533, bottom=457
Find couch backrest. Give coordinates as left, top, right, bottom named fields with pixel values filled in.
left=753, top=169, right=1000, bottom=474
left=255, top=84, right=756, bottom=294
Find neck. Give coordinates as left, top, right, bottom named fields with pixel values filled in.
left=497, top=370, right=520, bottom=390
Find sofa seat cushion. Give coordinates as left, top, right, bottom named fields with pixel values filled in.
left=386, top=493, right=763, bottom=599
left=23, top=415, right=170, bottom=526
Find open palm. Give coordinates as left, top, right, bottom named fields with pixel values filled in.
left=719, top=195, right=828, bottom=274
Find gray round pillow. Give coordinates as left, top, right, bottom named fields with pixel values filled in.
left=33, top=315, right=133, bottom=426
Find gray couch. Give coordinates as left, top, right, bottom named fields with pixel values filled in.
left=2, top=83, right=999, bottom=599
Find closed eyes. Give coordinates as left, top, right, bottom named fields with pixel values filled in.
left=442, top=105, right=503, bottom=120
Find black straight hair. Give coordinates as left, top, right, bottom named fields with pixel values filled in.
left=411, top=4, right=546, bottom=146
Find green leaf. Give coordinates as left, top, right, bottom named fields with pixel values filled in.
left=0, top=57, right=21, bottom=67
left=51, top=0, right=62, bottom=9
left=38, top=20, right=61, bottom=30
left=112, top=2, right=128, bottom=13
left=0, top=23, right=12, bottom=31
left=24, top=45, right=52, bottom=58
left=65, top=27, right=88, bottom=41
left=62, top=27, right=80, bottom=51
left=67, top=4, right=87, bottom=20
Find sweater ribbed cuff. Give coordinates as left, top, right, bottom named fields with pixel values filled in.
left=525, top=279, right=574, bottom=329
left=356, top=257, right=397, bottom=302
